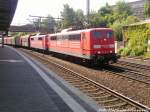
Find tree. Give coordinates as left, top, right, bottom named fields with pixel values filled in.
left=110, top=21, right=123, bottom=41
left=144, top=0, right=150, bottom=17
left=75, top=9, right=85, bottom=29
left=89, top=11, right=107, bottom=27
left=107, top=1, right=138, bottom=41
left=32, top=18, right=41, bottom=32
left=109, top=16, right=139, bottom=41
left=61, top=4, right=76, bottom=29
left=55, top=21, right=63, bottom=32
left=41, top=15, right=56, bottom=33
left=115, top=1, right=132, bottom=16
left=125, top=16, right=139, bottom=24
left=98, top=3, right=112, bottom=16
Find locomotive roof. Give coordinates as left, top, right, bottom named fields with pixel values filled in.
left=30, top=34, right=46, bottom=38
left=5, top=36, right=14, bottom=39
left=49, top=28, right=112, bottom=36
left=20, top=35, right=30, bottom=38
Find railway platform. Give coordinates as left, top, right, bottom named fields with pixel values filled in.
left=0, top=46, right=100, bottom=112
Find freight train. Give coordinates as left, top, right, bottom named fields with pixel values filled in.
left=4, top=28, right=119, bottom=65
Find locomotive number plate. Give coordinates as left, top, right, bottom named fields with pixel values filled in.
left=93, top=45, right=101, bottom=48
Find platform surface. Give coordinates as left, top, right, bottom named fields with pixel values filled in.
left=0, top=46, right=99, bottom=112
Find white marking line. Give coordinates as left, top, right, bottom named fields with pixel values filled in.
left=0, top=59, right=23, bottom=63
left=9, top=47, right=88, bottom=112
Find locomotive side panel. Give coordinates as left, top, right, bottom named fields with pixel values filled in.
left=30, top=34, right=47, bottom=50
left=20, top=35, right=31, bottom=48
left=48, top=32, right=88, bottom=58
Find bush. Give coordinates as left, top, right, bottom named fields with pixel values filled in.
left=122, top=22, right=150, bottom=56
left=121, top=47, right=131, bottom=56
left=144, top=52, right=150, bottom=58
left=130, top=46, right=145, bottom=56
left=118, top=48, right=124, bottom=54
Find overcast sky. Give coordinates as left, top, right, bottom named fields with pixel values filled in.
left=11, top=0, right=138, bottom=25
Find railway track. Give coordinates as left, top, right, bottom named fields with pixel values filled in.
left=20, top=49, right=150, bottom=112
left=113, top=61, right=150, bottom=76
left=122, top=57, right=150, bottom=62
left=103, top=65, right=150, bottom=85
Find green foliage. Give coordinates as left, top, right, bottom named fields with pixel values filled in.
left=144, top=52, right=150, bottom=58
left=61, top=4, right=76, bottom=29
left=110, top=21, right=123, bottom=41
left=51, top=1, right=138, bottom=36
left=125, top=16, right=139, bottom=24
left=56, top=1, right=136, bottom=33
left=26, top=0, right=140, bottom=41
left=118, top=48, right=124, bottom=54
left=115, top=0, right=132, bottom=16
left=89, top=12, right=107, bottom=27
left=120, top=22, right=150, bottom=56
left=144, top=0, right=150, bottom=17
left=75, top=9, right=85, bottom=28
left=58, top=4, right=86, bottom=29
left=120, top=47, right=131, bottom=56
left=41, top=15, right=56, bottom=33
left=98, top=3, right=112, bottom=16
left=130, top=46, right=145, bottom=56
left=55, top=21, right=63, bottom=32
left=109, top=15, right=139, bottom=41
left=107, top=1, right=138, bottom=41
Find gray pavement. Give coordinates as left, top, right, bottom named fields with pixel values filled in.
left=0, top=47, right=73, bottom=112
left=0, top=46, right=100, bottom=112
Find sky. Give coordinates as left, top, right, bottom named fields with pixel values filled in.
left=11, top=0, right=138, bottom=25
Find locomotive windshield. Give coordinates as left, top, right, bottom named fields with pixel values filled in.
left=92, top=31, right=101, bottom=38
left=107, top=31, right=113, bottom=38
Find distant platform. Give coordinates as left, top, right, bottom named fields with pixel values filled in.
left=0, top=46, right=100, bottom=112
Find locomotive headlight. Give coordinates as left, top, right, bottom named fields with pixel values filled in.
left=97, top=51, right=101, bottom=54
left=109, top=44, right=115, bottom=48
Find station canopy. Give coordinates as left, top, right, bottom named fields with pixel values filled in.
left=0, top=0, right=18, bottom=32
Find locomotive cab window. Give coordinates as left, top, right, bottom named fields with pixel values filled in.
left=107, top=32, right=113, bottom=38
left=92, top=31, right=101, bottom=38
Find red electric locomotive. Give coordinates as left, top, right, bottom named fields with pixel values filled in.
left=47, top=28, right=118, bottom=64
